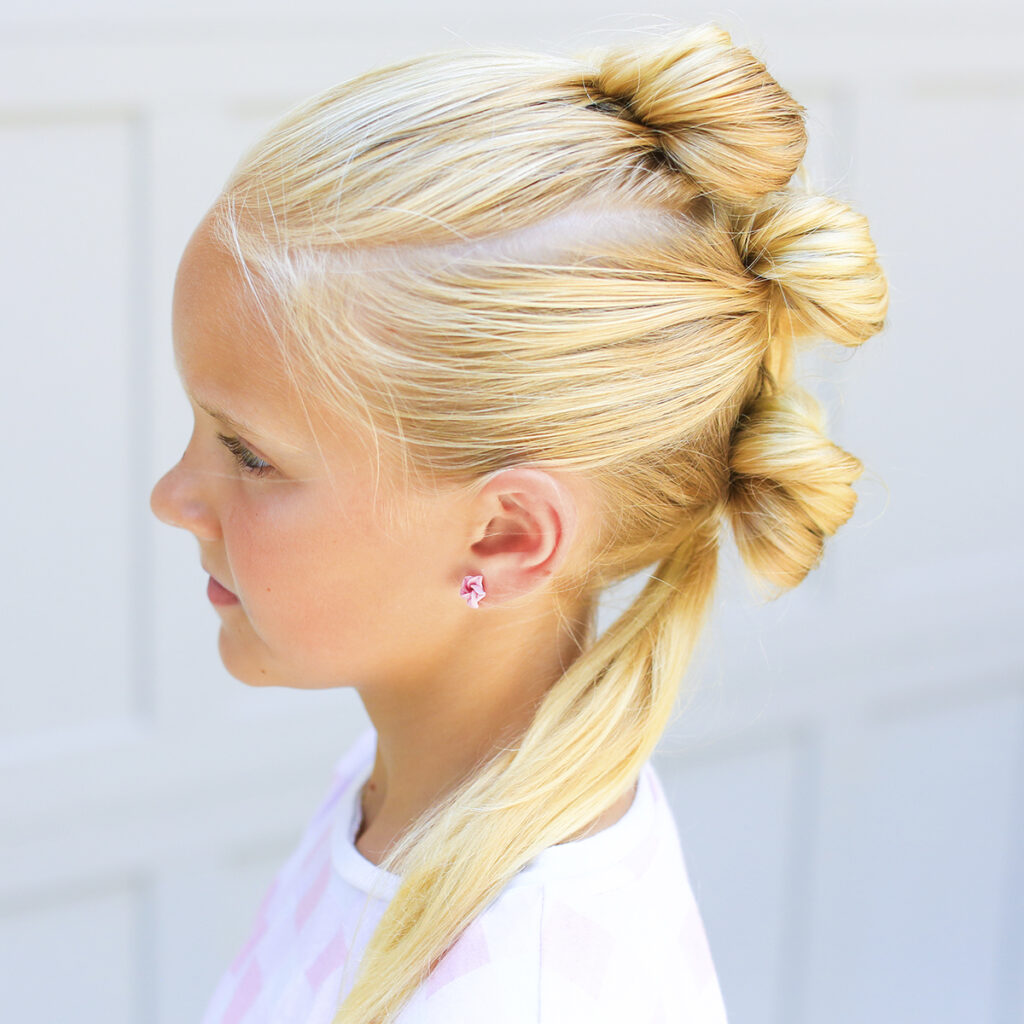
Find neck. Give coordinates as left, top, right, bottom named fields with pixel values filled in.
left=353, top=595, right=596, bottom=865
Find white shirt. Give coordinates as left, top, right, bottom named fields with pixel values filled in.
left=201, top=728, right=728, bottom=1023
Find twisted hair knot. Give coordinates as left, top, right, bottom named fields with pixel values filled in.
left=585, top=24, right=807, bottom=204
left=726, top=386, right=863, bottom=592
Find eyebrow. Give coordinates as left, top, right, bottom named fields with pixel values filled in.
left=189, top=394, right=305, bottom=452
left=192, top=396, right=260, bottom=435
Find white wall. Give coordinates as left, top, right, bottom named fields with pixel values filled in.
left=1, top=3, right=1021, bottom=1022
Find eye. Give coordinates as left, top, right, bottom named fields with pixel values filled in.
left=217, top=433, right=274, bottom=477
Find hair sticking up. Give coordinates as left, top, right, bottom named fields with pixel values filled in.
left=208, top=23, right=888, bottom=1022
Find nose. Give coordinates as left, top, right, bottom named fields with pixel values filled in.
left=150, top=455, right=221, bottom=541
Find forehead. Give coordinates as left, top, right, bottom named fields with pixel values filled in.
left=171, top=219, right=310, bottom=443
left=170, top=218, right=395, bottom=487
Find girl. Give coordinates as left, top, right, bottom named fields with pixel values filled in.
left=150, top=23, right=888, bottom=1024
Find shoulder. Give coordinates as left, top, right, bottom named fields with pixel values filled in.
left=395, top=763, right=728, bottom=1024
left=529, top=763, right=727, bottom=1023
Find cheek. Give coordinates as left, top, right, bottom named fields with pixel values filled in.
left=220, top=491, right=321, bottom=609
left=223, top=488, right=403, bottom=629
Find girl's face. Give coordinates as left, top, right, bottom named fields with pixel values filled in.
left=150, top=219, right=468, bottom=690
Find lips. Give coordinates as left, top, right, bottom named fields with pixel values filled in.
left=206, top=573, right=240, bottom=607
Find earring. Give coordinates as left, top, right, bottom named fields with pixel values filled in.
left=459, top=574, right=486, bottom=608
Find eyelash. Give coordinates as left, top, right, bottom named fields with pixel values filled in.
left=217, top=433, right=274, bottom=477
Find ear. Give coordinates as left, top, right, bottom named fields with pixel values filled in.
left=461, top=467, right=581, bottom=606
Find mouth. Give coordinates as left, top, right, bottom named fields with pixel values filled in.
left=205, top=572, right=240, bottom=607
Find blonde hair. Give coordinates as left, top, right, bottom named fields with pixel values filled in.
left=210, top=24, right=887, bottom=1023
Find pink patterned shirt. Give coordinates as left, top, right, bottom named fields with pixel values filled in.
left=201, top=729, right=727, bottom=1023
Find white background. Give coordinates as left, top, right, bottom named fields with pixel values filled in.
left=1, top=2, right=1021, bottom=1022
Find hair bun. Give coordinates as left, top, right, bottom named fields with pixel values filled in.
left=727, top=385, right=862, bottom=592
left=734, top=192, right=889, bottom=347
left=588, top=24, right=807, bottom=204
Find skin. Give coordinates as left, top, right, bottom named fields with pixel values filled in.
left=150, top=217, right=635, bottom=865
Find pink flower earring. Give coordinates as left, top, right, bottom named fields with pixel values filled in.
left=460, top=574, right=486, bottom=608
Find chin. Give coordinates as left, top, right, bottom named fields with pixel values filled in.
left=217, top=628, right=282, bottom=688
left=215, top=624, right=359, bottom=691
left=216, top=627, right=329, bottom=689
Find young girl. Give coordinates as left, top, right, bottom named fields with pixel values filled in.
left=150, top=23, right=887, bottom=1024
